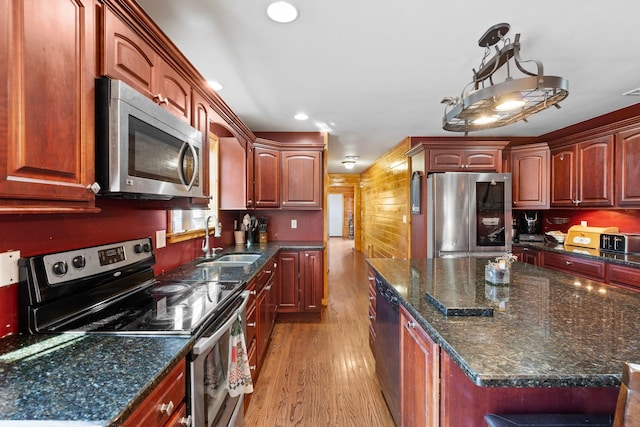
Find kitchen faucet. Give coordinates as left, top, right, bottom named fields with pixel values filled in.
left=202, top=215, right=222, bottom=258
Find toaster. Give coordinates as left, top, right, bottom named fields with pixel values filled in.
left=600, top=233, right=640, bottom=254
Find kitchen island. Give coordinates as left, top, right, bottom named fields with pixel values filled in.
left=367, top=257, right=639, bottom=425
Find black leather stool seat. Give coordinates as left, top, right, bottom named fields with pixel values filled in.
left=484, top=413, right=613, bottom=426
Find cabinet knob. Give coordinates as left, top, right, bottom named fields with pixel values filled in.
left=368, top=315, right=374, bottom=320
left=369, top=296, right=374, bottom=301
left=565, top=261, right=572, bottom=265
left=159, top=400, right=175, bottom=415
left=86, top=182, right=101, bottom=194
left=305, top=253, right=309, bottom=257
left=247, top=322, right=256, bottom=328
left=178, top=415, right=192, bottom=426
left=250, top=290, right=257, bottom=295
left=250, top=365, right=257, bottom=371
left=265, top=270, right=272, bottom=274
left=407, top=321, right=416, bottom=328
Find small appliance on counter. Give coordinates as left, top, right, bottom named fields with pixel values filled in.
left=564, top=225, right=618, bottom=254
left=600, top=232, right=640, bottom=254
left=516, top=211, right=544, bottom=242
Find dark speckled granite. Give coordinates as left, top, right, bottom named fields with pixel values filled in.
left=0, top=334, right=191, bottom=425
left=367, top=257, right=640, bottom=389
left=516, top=241, right=640, bottom=267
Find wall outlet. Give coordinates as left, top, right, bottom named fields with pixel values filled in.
left=156, top=230, right=167, bottom=249
left=402, top=215, right=407, bottom=224
left=0, top=250, right=20, bottom=287
left=291, top=219, right=297, bottom=229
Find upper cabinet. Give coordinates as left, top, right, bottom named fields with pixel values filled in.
left=281, top=151, right=322, bottom=208
left=550, top=136, right=614, bottom=207
left=0, top=0, right=99, bottom=213
left=102, top=6, right=190, bottom=122
left=510, top=143, right=550, bottom=209
left=616, top=127, right=640, bottom=207
left=428, top=147, right=502, bottom=172
left=253, top=145, right=281, bottom=208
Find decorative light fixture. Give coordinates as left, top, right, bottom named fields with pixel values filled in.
left=342, top=156, right=358, bottom=170
left=441, top=23, right=569, bottom=133
left=267, top=2, right=298, bottom=23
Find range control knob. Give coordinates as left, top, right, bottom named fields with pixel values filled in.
left=72, top=255, right=86, bottom=269
left=134, top=243, right=152, bottom=253
left=52, top=261, right=68, bottom=276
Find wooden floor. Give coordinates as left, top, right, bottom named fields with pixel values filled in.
left=244, top=238, right=395, bottom=426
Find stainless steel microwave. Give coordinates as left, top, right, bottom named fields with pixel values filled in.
left=95, top=77, right=204, bottom=199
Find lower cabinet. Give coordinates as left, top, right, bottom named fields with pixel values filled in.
left=606, top=263, right=640, bottom=291
left=400, top=305, right=439, bottom=427
left=512, top=246, right=542, bottom=266
left=278, top=250, right=323, bottom=319
left=542, top=251, right=605, bottom=281
left=123, top=359, right=188, bottom=427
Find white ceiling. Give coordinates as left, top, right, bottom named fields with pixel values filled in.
left=136, top=0, right=640, bottom=173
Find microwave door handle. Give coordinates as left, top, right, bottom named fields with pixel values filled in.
left=178, top=141, right=199, bottom=191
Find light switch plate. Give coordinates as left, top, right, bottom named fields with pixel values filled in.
left=0, top=250, right=20, bottom=287
left=156, top=230, right=167, bottom=249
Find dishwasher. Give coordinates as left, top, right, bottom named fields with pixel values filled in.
left=374, top=275, right=400, bottom=426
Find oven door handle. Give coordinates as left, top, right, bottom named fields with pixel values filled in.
left=192, top=291, right=249, bottom=356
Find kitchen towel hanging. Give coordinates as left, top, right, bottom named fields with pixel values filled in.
left=227, top=315, right=254, bottom=397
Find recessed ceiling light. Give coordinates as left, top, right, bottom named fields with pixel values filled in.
left=267, top=2, right=298, bottom=23
left=294, top=112, right=308, bottom=120
left=207, top=80, right=223, bottom=91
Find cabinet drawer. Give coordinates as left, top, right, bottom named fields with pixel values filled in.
left=165, top=402, right=188, bottom=427
left=606, top=264, right=640, bottom=291
left=543, top=253, right=605, bottom=281
left=123, top=359, right=186, bottom=427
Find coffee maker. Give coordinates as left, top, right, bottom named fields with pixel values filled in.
left=517, top=211, right=544, bottom=242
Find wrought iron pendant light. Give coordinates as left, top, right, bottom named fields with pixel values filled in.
left=441, top=23, right=569, bottom=133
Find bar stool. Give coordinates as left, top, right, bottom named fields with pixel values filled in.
left=484, top=362, right=640, bottom=427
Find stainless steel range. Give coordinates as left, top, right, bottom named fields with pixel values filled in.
left=19, top=237, right=251, bottom=427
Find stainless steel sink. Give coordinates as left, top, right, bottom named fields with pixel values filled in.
left=199, top=253, right=261, bottom=266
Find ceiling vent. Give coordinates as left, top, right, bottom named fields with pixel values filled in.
left=441, top=23, right=569, bottom=134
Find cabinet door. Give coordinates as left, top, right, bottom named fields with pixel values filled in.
left=577, top=136, right=614, bottom=207
left=464, top=149, right=501, bottom=171
left=606, top=263, right=640, bottom=291
left=428, top=149, right=464, bottom=171
left=278, top=251, right=299, bottom=312
left=253, top=146, right=280, bottom=208
left=550, top=147, right=577, bottom=207
left=301, top=250, right=323, bottom=312
left=192, top=89, right=212, bottom=200
left=219, top=136, right=247, bottom=210
left=400, top=305, right=439, bottom=427
left=0, top=0, right=97, bottom=212
left=616, top=128, right=640, bottom=206
left=281, top=151, right=322, bottom=209
left=520, top=247, right=541, bottom=266
left=511, top=144, right=549, bottom=209
left=103, top=6, right=156, bottom=98
left=156, top=60, right=191, bottom=123
left=246, top=142, right=255, bottom=208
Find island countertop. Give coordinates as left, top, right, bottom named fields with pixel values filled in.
left=366, top=257, right=640, bottom=388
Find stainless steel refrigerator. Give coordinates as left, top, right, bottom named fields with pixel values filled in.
left=426, top=172, right=512, bottom=258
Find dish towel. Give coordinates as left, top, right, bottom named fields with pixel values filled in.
left=227, top=314, right=254, bottom=397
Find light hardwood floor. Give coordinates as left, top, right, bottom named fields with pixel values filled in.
left=243, top=238, right=395, bottom=426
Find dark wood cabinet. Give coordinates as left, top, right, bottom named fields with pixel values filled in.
left=428, top=147, right=502, bottom=172
left=513, top=246, right=542, bottom=266
left=278, top=249, right=323, bottom=319
left=123, top=359, right=187, bottom=427
left=616, top=127, right=640, bottom=207
left=253, top=146, right=280, bottom=208
left=542, top=251, right=605, bottom=281
left=606, top=263, right=640, bottom=291
left=510, top=143, right=550, bottom=209
left=103, top=6, right=191, bottom=122
left=0, top=0, right=98, bottom=213
left=219, top=136, right=248, bottom=210
left=281, top=151, right=322, bottom=208
left=400, top=305, right=439, bottom=427
left=551, top=136, right=614, bottom=207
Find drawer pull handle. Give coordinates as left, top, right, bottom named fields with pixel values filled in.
left=247, top=322, right=256, bottom=327
left=179, top=415, right=192, bottom=426
left=250, top=365, right=257, bottom=370
left=250, top=290, right=256, bottom=295
left=407, top=321, right=416, bottom=329
left=159, top=400, right=175, bottom=415
left=369, top=295, right=375, bottom=301
left=368, top=315, right=374, bottom=320
left=265, top=270, right=272, bottom=274
left=565, top=261, right=572, bottom=265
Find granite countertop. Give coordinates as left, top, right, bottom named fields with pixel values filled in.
left=0, top=241, right=324, bottom=425
left=367, top=257, right=640, bottom=389
left=0, top=334, right=192, bottom=426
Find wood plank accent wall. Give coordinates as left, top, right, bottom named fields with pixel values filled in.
left=360, top=138, right=411, bottom=259
left=328, top=174, right=361, bottom=251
